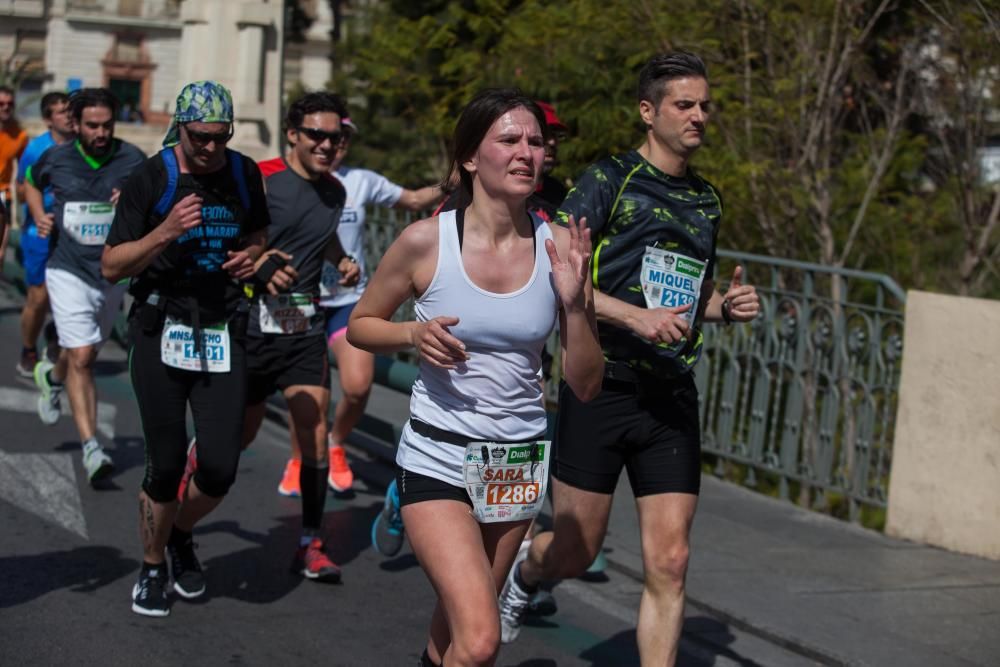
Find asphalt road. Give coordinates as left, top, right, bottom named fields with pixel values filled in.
left=0, top=277, right=810, bottom=667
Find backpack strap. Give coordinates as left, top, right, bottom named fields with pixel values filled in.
left=227, top=149, right=251, bottom=211
left=154, top=147, right=179, bottom=217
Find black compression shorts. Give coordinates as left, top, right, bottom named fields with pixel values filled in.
left=551, top=373, right=702, bottom=496
left=396, top=467, right=473, bottom=508
left=246, top=334, right=329, bottom=405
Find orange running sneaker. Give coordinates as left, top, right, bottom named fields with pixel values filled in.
left=278, top=458, right=302, bottom=497
left=327, top=438, right=354, bottom=492
left=176, top=439, right=197, bottom=501
left=292, top=537, right=342, bottom=582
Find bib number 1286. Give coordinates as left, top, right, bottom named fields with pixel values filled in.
left=486, top=482, right=540, bottom=506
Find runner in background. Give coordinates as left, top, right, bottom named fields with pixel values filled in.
left=0, top=85, right=28, bottom=275
left=15, top=92, right=76, bottom=377
left=276, top=111, right=447, bottom=498
left=24, top=88, right=145, bottom=485
left=239, top=91, right=359, bottom=582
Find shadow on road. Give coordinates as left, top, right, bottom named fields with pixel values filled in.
left=194, top=503, right=382, bottom=604
left=680, top=615, right=763, bottom=666
left=0, top=545, right=138, bottom=608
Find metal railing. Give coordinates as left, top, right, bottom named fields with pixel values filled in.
left=699, top=251, right=905, bottom=523
left=363, top=210, right=906, bottom=524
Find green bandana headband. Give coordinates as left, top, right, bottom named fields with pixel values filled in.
left=163, top=80, right=234, bottom=147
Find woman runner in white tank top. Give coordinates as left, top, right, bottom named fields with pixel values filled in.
left=347, top=90, right=603, bottom=667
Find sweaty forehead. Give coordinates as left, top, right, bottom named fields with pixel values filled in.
left=491, top=107, right=541, bottom=135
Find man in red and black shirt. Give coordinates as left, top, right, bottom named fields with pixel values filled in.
left=243, top=92, right=359, bottom=581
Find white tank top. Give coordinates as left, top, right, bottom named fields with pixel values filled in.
left=397, top=209, right=558, bottom=486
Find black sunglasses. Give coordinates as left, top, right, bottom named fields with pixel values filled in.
left=184, top=124, right=233, bottom=145
left=296, top=126, right=346, bottom=145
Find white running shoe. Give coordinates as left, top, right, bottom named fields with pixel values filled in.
left=498, top=552, right=533, bottom=643
left=33, top=360, right=62, bottom=425
left=82, top=440, right=114, bottom=485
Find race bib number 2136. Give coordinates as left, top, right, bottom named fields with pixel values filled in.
left=640, top=246, right=706, bottom=327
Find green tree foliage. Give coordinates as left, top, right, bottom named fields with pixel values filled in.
left=331, top=0, right=999, bottom=297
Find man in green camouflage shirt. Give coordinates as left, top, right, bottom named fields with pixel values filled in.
left=500, top=52, right=761, bottom=666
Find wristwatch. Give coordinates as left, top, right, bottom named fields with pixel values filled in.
left=721, top=298, right=734, bottom=325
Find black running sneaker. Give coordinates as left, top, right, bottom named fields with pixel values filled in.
left=167, top=536, right=206, bottom=599
left=131, top=566, right=169, bottom=617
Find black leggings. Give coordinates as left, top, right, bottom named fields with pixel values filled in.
left=129, top=319, right=248, bottom=502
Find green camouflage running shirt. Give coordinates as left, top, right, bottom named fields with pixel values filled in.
left=557, top=150, right=722, bottom=378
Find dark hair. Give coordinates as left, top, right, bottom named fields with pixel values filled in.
left=637, top=52, right=708, bottom=108
left=0, top=85, right=13, bottom=97
left=69, top=88, right=120, bottom=122
left=284, top=91, right=348, bottom=133
left=40, top=92, right=70, bottom=119
left=448, top=88, right=545, bottom=197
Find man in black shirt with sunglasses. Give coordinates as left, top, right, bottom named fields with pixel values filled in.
left=242, top=92, right=359, bottom=582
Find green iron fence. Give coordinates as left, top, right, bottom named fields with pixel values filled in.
left=699, top=252, right=905, bottom=523
left=364, top=211, right=906, bottom=524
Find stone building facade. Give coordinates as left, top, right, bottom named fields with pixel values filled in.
left=1, top=0, right=337, bottom=158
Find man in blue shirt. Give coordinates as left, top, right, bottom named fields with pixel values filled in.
left=15, top=92, right=75, bottom=377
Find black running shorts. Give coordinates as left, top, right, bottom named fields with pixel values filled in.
left=396, top=467, right=473, bottom=508
left=246, top=333, right=329, bottom=405
left=551, top=373, right=702, bottom=496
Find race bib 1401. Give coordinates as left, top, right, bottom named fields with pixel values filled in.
left=640, top=247, right=707, bottom=327
left=160, top=317, right=231, bottom=373
left=63, top=201, right=114, bottom=246
left=464, top=441, right=550, bottom=523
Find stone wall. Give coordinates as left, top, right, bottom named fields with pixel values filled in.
left=886, top=290, right=1000, bottom=560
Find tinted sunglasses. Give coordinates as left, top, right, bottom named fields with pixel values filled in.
left=297, top=126, right=346, bottom=145
left=184, top=124, right=233, bottom=144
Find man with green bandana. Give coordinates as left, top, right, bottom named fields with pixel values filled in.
left=499, top=53, right=762, bottom=665
left=104, top=80, right=270, bottom=617
left=24, top=88, right=145, bottom=486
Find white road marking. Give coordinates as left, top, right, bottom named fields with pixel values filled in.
left=0, top=386, right=117, bottom=439
left=0, top=450, right=88, bottom=539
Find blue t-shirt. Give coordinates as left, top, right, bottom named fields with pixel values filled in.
left=16, top=131, right=57, bottom=237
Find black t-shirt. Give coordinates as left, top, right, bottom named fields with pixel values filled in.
left=106, top=149, right=270, bottom=322
left=248, top=157, right=345, bottom=337
left=29, top=139, right=146, bottom=287
left=558, top=150, right=722, bottom=378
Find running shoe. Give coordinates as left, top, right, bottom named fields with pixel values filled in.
left=167, top=534, right=206, bottom=599
left=277, top=458, right=302, bottom=497
left=81, top=440, right=114, bottom=485
left=327, top=439, right=354, bottom=492
left=292, top=537, right=342, bottom=583
left=498, top=554, right=533, bottom=643
left=33, top=360, right=62, bottom=426
left=176, top=439, right=198, bottom=501
left=527, top=589, right=558, bottom=616
left=131, top=565, right=170, bottom=617
left=16, top=348, right=38, bottom=379
left=371, top=478, right=404, bottom=556
left=578, top=549, right=608, bottom=582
